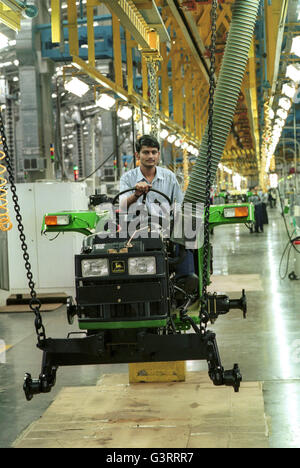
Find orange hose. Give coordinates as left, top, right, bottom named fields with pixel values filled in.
left=0, top=139, right=12, bottom=231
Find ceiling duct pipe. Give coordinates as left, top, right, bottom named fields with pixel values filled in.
left=184, top=0, right=260, bottom=205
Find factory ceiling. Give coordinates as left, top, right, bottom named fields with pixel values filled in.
left=0, top=0, right=298, bottom=187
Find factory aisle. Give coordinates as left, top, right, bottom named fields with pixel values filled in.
left=0, top=207, right=300, bottom=448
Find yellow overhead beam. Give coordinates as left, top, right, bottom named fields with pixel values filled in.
left=67, top=0, right=79, bottom=56
left=71, top=55, right=128, bottom=100
left=265, top=0, right=284, bottom=89
left=248, top=39, right=260, bottom=172
left=0, top=2, right=21, bottom=30
left=51, top=0, right=61, bottom=43
left=86, top=0, right=96, bottom=67
left=101, top=0, right=160, bottom=55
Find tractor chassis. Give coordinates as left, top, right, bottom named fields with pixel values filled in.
left=23, top=329, right=242, bottom=400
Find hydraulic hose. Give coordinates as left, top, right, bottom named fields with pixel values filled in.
left=184, top=0, right=260, bottom=205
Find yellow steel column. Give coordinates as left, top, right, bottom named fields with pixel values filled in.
left=86, top=0, right=96, bottom=67
left=172, top=49, right=183, bottom=128
left=248, top=39, right=260, bottom=173
left=142, top=55, right=148, bottom=103
left=265, top=0, right=282, bottom=89
left=67, top=0, right=79, bottom=57
left=185, top=62, right=193, bottom=135
left=160, top=42, right=169, bottom=118
left=112, top=13, right=123, bottom=88
left=125, top=31, right=134, bottom=96
left=51, top=0, right=61, bottom=43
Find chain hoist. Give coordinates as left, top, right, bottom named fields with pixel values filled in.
left=201, top=0, right=218, bottom=330
left=146, top=57, right=161, bottom=139
left=0, top=109, right=45, bottom=344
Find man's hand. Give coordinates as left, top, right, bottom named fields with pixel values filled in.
left=120, top=182, right=152, bottom=210
left=135, top=182, right=151, bottom=198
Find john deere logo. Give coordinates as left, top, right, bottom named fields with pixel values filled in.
left=112, top=261, right=125, bottom=273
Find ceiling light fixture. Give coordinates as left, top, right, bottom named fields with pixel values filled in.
left=282, top=83, right=296, bottom=99
left=276, top=108, right=288, bottom=120
left=117, top=106, right=132, bottom=120
left=64, top=77, right=89, bottom=97
left=291, top=36, right=300, bottom=57
left=96, top=94, right=116, bottom=110
left=278, top=97, right=292, bottom=112
left=160, top=129, right=169, bottom=139
left=286, top=64, right=300, bottom=83
left=167, top=134, right=177, bottom=144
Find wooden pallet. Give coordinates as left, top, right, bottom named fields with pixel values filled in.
left=13, top=372, right=269, bottom=448
left=0, top=303, right=64, bottom=313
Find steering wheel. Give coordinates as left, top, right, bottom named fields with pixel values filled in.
left=112, top=187, right=172, bottom=206
left=112, top=187, right=173, bottom=235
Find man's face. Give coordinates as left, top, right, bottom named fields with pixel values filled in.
left=136, top=145, right=160, bottom=169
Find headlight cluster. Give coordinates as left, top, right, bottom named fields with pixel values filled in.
left=81, top=256, right=156, bottom=277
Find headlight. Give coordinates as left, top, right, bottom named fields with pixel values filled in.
left=81, top=258, right=109, bottom=277
left=128, top=257, right=156, bottom=275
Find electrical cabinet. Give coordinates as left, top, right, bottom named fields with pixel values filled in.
left=6, top=182, right=88, bottom=296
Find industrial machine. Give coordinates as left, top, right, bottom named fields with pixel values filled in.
left=22, top=190, right=254, bottom=400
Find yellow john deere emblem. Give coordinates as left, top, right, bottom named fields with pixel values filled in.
left=112, top=261, right=125, bottom=273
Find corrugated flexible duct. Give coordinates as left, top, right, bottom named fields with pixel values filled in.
left=184, top=0, right=260, bottom=205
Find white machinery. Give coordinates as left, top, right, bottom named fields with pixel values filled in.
left=4, top=181, right=89, bottom=300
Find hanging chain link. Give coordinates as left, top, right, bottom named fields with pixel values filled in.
left=0, top=109, right=46, bottom=344
left=146, top=59, right=160, bottom=139
left=201, top=0, right=218, bottom=331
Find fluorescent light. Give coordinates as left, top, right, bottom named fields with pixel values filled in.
left=272, top=128, right=282, bottom=137
left=233, top=173, right=241, bottom=190
left=175, top=138, right=181, bottom=147
left=270, top=174, right=278, bottom=188
left=269, top=108, right=275, bottom=119
left=96, top=94, right=116, bottom=110
left=278, top=97, right=292, bottom=111
left=276, top=108, right=288, bottom=120
left=223, top=165, right=232, bottom=174
left=274, top=118, right=285, bottom=128
left=282, top=83, right=296, bottom=99
left=160, top=129, right=169, bottom=139
left=117, top=106, right=132, bottom=120
left=64, top=77, right=89, bottom=97
left=167, top=134, right=177, bottom=144
left=0, top=33, right=9, bottom=50
left=286, top=64, right=300, bottom=83
left=291, top=36, right=300, bottom=57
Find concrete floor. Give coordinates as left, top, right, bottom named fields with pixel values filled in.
left=0, top=208, right=300, bottom=448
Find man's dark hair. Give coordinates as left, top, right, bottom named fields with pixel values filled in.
left=135, top=135, right=160, bottom=153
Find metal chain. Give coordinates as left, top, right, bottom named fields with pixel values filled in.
left=0, top=109, right=45, bottom=343
left=201, top=0, right=218, bottom=331
left=147, top=59, right=160, bottom=139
